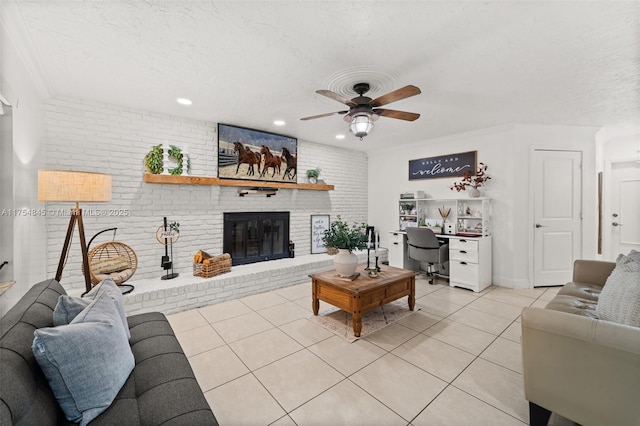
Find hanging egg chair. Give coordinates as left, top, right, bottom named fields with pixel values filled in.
left=85, top=228, right=137, bottom=294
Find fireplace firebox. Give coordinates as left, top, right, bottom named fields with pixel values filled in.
left=223, top=212, right=290, bottom=266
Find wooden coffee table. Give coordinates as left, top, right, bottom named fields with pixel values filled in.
left=310, top=264, right=416, bottom=337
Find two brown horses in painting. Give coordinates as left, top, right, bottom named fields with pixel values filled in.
left=281, top=147, right=296, bottom=180
left=233, top=141, right=261, bottom=176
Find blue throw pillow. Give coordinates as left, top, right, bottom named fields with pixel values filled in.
left=32, top=291, right=135, bottom=426
left=53, top=295, right=90, bottom=326
left=84, top=278, right=130, bottom=340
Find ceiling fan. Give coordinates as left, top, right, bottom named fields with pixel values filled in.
left=301, top=83, right=421, bottom=140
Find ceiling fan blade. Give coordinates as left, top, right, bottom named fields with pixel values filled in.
left=316, top=90, right=358, bottom=107
left=374, top=108, right=421, bottom=121
left=369, top=85, right=421, bottom=107
left=300, top=110, right=349, bottom=121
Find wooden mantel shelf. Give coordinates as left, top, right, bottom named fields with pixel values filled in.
left=143, top=173, right=334, bottom=191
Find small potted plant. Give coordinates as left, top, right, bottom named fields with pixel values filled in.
left=322, top=216, right=368, bottom=277
left=306, top=168, right=320, bottom=184
left=450, top=162, right=491, bottom=197
left=169, top=221, right=180, bottom=235
left=401, top=203, right=414, bottom=215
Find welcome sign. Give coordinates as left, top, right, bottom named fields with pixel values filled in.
left=408, top=151, right=477, bottom=180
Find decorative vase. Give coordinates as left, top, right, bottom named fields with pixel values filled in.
left=309, top=177, right=317, bottom=184
left=468, top=187, right=481, bottom=198
left=334, top=249, right=358, bottom=277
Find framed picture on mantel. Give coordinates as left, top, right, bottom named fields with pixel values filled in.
left=408, top=150, right=477, bottom=180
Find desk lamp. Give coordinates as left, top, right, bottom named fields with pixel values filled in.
left=38, top=170, right=112, bottom=292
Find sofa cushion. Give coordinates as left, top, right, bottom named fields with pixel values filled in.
left=52, top=294, right=89, bottom=326
left=0, top=279, right=66, bottom=426
left=90, top=255, right=130, bottom=274
left=557, top=281, right=602, bottom=301
left=89, top=312, right=218, bottom=425
left=545, top=295, right=598, bottom=318
left=94, top=268, right=134, bottom=284
left=85, top=278, right=131, bottom=339
left=596, top=250, right=640, bottom=327
left=32, top=291, right=135, bottom=426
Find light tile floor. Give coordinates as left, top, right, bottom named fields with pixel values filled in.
left=168, top=276, right=576, bottom=426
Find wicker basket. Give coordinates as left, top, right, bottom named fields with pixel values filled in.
left=326, top=247, right=339, bottom=255
left=193, top=253, right=232, bottom=278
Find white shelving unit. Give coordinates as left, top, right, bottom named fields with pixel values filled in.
left=397, top=197, right=491, bottom=236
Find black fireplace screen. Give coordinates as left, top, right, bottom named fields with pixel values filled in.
left=223, top=212, right=290, bottom=266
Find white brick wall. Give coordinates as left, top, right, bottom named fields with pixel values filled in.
left=44, top=97, right=368, bottom=291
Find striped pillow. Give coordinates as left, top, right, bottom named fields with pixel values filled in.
left=90, top=256, right=129, bottom=274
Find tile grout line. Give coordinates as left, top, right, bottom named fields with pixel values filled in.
left=176, top=280, right=556, bottom=425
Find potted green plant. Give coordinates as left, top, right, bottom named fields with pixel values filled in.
left=322, top=216, right=367, bottom=277
left=306, top=169, right=320, bottom=184
left=144, top=144, right=164, bottom=174
left=169, top=221, right=180, bottom=234
left=401, top=203, right=414, bottom=214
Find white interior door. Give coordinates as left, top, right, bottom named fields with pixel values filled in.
left=533, top=150, right=582, bottom=287
left=609, top=160, right=640, bottom=258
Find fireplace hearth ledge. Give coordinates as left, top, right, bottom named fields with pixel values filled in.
left=67, top=250, right=388, bottom=317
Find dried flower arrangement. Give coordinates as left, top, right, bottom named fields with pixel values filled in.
left=438, top=206, right=451, bottom=222
left=450, top=162, right=491, bottom=192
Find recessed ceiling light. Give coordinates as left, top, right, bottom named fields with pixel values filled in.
left=176, top=98, right=192, bottom=105
left=336, top=134, right=346, bottom=140
left=274, top=120, right=285, bottom=126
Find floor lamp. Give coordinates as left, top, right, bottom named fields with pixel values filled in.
left=38, top=170, right=112, bottom=293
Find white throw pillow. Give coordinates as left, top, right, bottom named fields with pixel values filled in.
left=596, top=250, right=640, bottom=327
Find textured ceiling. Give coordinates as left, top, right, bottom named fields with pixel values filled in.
left=5, top=1, right=640, bottom=152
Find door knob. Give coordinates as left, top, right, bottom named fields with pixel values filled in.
left=612, top=222, right=622, bottom=227
left=535, top=224, right=547, bottom=228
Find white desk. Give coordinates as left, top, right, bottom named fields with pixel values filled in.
left=388, top=231, right=492, bottom=292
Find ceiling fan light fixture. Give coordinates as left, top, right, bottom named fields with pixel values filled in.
left=349, top=113, right=374, bottom=140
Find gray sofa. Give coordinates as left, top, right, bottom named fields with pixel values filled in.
left=0, top=279, right=218, bottom=425
left=522, top=260, right=640, bottom=426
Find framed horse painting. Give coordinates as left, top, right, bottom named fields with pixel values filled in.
left=218, top=123, right=298, bottom=184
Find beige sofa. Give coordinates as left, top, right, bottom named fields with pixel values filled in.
left=521, top=260, right=640, bottom=426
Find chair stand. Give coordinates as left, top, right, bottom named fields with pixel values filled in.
left=416, top=263, right=437, bottom=285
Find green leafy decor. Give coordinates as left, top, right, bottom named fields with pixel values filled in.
left=144, top=144, right=164, bottom=174
left=168, top=145, right=184, bottom=176
left=322, top=216, right=368, bottom=252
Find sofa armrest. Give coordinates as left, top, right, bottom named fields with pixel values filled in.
left=571, top=259, right=615, bottom=288
left=521, top=307, right=640, bottom=426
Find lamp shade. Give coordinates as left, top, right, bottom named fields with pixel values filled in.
left=349, top=113, right=374, bottom=139
left=38, top=170, right=112, bottom=203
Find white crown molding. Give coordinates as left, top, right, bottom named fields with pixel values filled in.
left=1, top=1, right=52, bottom=98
